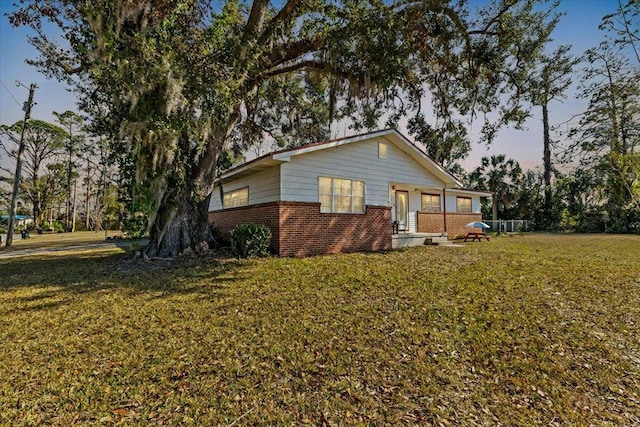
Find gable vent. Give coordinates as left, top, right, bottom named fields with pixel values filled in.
left=378, top=142, right=388, bottom=159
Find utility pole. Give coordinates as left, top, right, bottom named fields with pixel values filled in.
left=6, top=82, right=36, bottom=247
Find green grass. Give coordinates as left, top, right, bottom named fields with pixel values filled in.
left=1, top=234, right=639, bottom=425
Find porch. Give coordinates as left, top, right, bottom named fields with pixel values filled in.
left=390, top=210, right=482, bottom=243
left=389, top=182, right=485, bottom=237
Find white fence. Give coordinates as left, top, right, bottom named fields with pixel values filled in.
left=483, top=220, right=532, bottom=233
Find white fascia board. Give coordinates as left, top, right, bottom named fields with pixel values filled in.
left=272, top=129, right=395, bottom=160
left=447, top=188, right=493, bottom=198
left=216, top=156, right=279, bottom=181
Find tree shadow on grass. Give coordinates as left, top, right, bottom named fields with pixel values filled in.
left=0, top=250, right=251, bottom=313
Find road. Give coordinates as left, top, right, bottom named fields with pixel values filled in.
left=0, top=239, right=149, bottom=259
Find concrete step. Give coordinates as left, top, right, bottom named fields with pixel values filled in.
left=425, top=236, right=449, bottom=245
left=392, top=233, right=454, bottom=249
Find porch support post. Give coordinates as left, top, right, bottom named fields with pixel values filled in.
left=442, top=188, right=447, bottom=233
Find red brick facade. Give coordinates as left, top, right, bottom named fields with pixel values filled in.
left=209, top=201, right=392, bottom=257
left=416, top=211, right=483, bottom=238
left=208, top=202, right=281, bottom=252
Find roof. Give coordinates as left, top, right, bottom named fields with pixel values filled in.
left=0, top=215, right=31, bottom=220
left=217, top=129, right=470, bottom=188
left=448, top=188, right=493, bottom=198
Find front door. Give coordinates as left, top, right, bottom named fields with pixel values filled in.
left=395, top=190, right=409, bottom=231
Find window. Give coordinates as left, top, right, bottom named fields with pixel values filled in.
left=319, top=177, right=365, bottom=213
left=223, top=187, right=249, bottom=208
left=421, top=193, right=441, bottom=212
left=378, top=142, right=388, bottom=159
left=456, top=196, right=472, bottom=213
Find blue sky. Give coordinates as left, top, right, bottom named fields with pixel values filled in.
left=0, top=0, right=622, bottom=171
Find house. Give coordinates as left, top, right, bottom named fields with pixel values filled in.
left=208, top=129, right=491, bottom=257
left=0, top=215, right=34, bottom=228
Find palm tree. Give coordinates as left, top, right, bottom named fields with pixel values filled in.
left=468, top=155, right=523, bottom=221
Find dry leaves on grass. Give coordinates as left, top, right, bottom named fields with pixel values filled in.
left=0, top=234, right=639, bottom=425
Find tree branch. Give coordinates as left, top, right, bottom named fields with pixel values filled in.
left=256, top=0, right=302, bottom=46
left=243, top=0, right=270, bottom=42
left=261, top=60, right=325, bottom=78
left=271, top=0, right=302, bottom=27
left=265, top=37, right=325, bottom=68
left=468, top=0, right=519, bottom=35
left=258, top=59, right=356, bottom=83
left=400, top=2, right=474, bottom=71
left=28, top=35, right=84, bottom=75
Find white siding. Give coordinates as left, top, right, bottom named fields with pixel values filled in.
left=280, top=137, right=442, bottom=207
left=472, top=197, right=482, bottom=213
left=209, top=135, right=484, bottom=228
left=209, top=165, right=280, bottom=211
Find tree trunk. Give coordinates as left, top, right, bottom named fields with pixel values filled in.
left=86, top=178, right=91, bottom=230
left=492, top=196, right=498, bottom=222
left=33, top=197, right=42, bottom=228
left=71, top=179, right=78, bottom=232
left=66, top=151, right=72, bottom=232
left=542, top=103, right=552, bottom=226
left=144, top=188, right=213, bottom=258
left=142, top=110, right=238, bottom=258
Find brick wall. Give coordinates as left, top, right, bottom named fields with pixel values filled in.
left=208, top=202, right=281, bottom=253
left=416, top=212, right=482, bottom=238
left=446, top=213, right=484, bottom=238
left=278, top=202, right=392, bottom=257
left=209, top=202, right=392, bottom=257
left=416, top=211, right=446, bottom=234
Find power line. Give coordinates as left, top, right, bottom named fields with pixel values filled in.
left=0, top=80, right=23, bottom=107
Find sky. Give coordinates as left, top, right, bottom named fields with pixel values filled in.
left=0, top=0, right=624, bottom=172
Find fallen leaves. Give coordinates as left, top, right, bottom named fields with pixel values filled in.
left=0, top=234, right=639, bottom=425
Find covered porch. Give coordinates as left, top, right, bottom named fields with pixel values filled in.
left=389, top=182, right=489, bottom=239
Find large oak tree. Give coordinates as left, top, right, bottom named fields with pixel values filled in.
left=10, top=0, right=558, bottom=256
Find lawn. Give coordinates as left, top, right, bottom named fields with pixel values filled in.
left=1, top=234, right=638, bottom=425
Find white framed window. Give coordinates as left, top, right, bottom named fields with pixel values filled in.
left=378, top=142, right=388, bottom=159
left=456, top=196, right=472, bottom=213
left=421, top=193, right=441, bottom=212
left=319, top=177, right=365, bottom=213
left=223, top=187, right=249, bottom=208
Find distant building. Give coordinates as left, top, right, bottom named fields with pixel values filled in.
left=0, top=215, right=34, bottom=228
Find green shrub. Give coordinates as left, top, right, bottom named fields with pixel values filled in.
left=42, top=221, right=65, bottom=233
left=230, top=223, right=272, bottom=258
left=122, top=213, right=148, bottom=238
